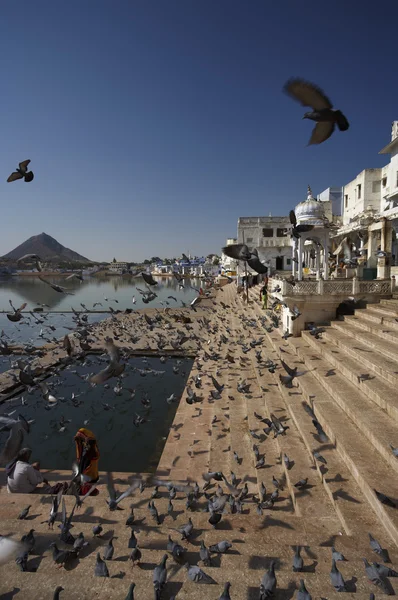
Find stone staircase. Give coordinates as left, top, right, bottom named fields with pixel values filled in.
left=1, top=285, right=398, bottom=598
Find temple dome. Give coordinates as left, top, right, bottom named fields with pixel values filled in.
left=295, top=185, right=328, bottom=226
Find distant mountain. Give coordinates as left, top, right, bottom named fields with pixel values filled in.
left=3, top=232, right=91, bottom=263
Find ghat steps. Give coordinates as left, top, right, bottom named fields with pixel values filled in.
left=1, top=284, right=398, bottom=598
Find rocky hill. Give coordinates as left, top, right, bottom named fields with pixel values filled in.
left=3, top=232, right=91, bottom=263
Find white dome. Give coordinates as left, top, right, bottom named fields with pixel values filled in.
left=295, top=186, right=327, bottom=226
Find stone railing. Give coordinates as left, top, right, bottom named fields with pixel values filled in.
left=275, top=277, right=396, bottom=297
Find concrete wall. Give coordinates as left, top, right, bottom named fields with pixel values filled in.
left=317, top=187, right=343, bottom=217
left=343, top=169, right=382, bottom=225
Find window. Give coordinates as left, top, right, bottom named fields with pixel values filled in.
left=262, top=228, right=273, bottom=237
left=286, top=258, right=291, bottom=265
left=276, top=228, right=287, bottom=237
left=246, top=237, right=253, bottom=243
left=396, top=171, right=398, bottom=187
left=358, top=184, right=361, bottom=199
left=382, top=177, right=387, bottom=187
left=344, top=195, right=348, bottom=208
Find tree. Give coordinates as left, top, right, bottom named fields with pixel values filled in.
left=212, top=257, right=220, bottom=265
left=112, top=257, right=117, bottom=263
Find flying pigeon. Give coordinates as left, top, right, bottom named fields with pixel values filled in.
left=141, top=272, right=158, bottom=286
left=7, top=160, right=34, bottom=183
left=283, top=78, right=349, bottom=145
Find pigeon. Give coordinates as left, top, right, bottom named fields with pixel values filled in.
left=122, top=583, right=136, bottom=600
left=105, top=472, right=141, bottom=510
left=293, top=546, right=304, bottom=572
left=331, top=547, right=346, bottom=562
left=92, top=524, right=103, bottom=537
left=199, top=540, right=212, bottom=566
left=296, top=579, right=312, bottom=600
left=128, top=530, right=137, bottom=549
left=129, top=546, right=142, bottom=565
left=153, top=554, right=168, bottom=598
left=313, top=451, right=327, bottom=465
left=21, top=529, right=35, bottom=553
left=369, top=533, right=390, bottom=563
left=173, top=517, right=194, bottom=540
left=363, top=558, right=393, bottom=595
left=38, top=276, right=74, bottom=295
left=53, top=586, right=64, bottom=599
left=6, top=300, right=27, bottom=322
left=219, top=582, right=232, bottom=600
left=49, top=543, right=77, bottom=568
left=283, top=78, right=349, bottom=145
left=103, top=537, right=115, bottom=560
left=260, top=560, right=277, bottom=598
left=142, top=272, right=158, bottom=286
left=7, top=159, right=34, bottom=182
left=94, top=552, right=109, bottom=577
left=18, top=505, right=31, bottom=520
left=279, top=359, right=305, bottom=388
left=90, top=340, right=125, bottom=384
left=389, top=443, right=398, bottom=458
left=209, top=541, right=232, bottom=554
left=0, top=414, right=30, bottom=466
left=167, top=535, right=184, bottom=560
left=185, top=562, right=217, bottom=584
left=330, top=558, right=346, bottom=591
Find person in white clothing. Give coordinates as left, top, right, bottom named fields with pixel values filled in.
left=7, top=448, right=49, bottom=494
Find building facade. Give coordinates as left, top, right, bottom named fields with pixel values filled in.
left=237, top=216, right=292, bottom=272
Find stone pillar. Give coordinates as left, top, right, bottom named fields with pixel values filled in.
left=322, top=247, right=329, bottom=280
left=297, top=237, right=303, bottom=281
left=315, top=247, right=321, bottom=280
left=377, top=255, right=391, bottom=280
left=292, top=241, right=297, bottom=278
left=367, top=229, right=377, bottom=268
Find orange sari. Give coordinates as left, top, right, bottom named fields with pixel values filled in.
left=74, top=428, right=100, bottom=483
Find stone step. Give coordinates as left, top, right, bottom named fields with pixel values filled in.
left=301, top=330, right=398, bottom=423
left=280, top=370, right=398, bottom=547
left=366, top=302, right=398, bottom=318
left=354, top=307, right=398, bottom=332
left=331, top=319, right=398, bottom=362
left=0, top=566, right=390, bottom=600
left=285, top=337, right=398, bottom=475
left=319, top=326, right=398, bottom=387
left=344, top=313, right=398, bottom=345
left=381, top=298, right=398, bottom=309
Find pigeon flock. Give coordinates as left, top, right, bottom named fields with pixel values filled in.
left=0, top=279, right=397, bottom=598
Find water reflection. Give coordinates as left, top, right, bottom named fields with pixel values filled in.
left=0, top=275, right=203, bottom=311
left=0, top=356, right=192, bottom=472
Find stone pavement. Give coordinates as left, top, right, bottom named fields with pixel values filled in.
left=1, top=283, right=398, bottom=598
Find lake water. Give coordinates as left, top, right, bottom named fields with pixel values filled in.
left=0, top=274, right=202, bottom=346
left=0, top=275, right=199, bottom=473
left=0, top=356, right=193, bottom=472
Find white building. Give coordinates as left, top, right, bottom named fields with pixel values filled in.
left=329, top=121, right=398, bottom=272
left=317, top=187, right=343, bottom=219
left=237, top=216, right=292, bottom=273
left=109, top=261, right=128, bottom=273
left=221, top=238, right=238, bottom=275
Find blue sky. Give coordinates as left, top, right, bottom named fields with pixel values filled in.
left=1, top=1, right=397, bottom=262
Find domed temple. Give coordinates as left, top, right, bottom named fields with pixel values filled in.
left=291, top=185, right=331, bottom=281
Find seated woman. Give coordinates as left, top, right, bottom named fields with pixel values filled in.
left=74, top=428, right=100, bottom=495
left=7, top=448, right=67, bottom=494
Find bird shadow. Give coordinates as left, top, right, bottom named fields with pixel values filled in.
left=333, top=488, right=361, bottom=504
left=110, top=570, right=125, bottom=579
left=26, top=555, right=45, bottom=572
left=301, top=560, right=318, bottom=573
left=24, top=514, right=41, bottom=521
left=0, top=588, right=20, bottom=600
left=248, top=555, right=282, bottom=570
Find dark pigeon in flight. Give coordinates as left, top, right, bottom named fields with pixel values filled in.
left=283, top=78, right=349, bottom=145
left=7, top=160, right=34, bottom=183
